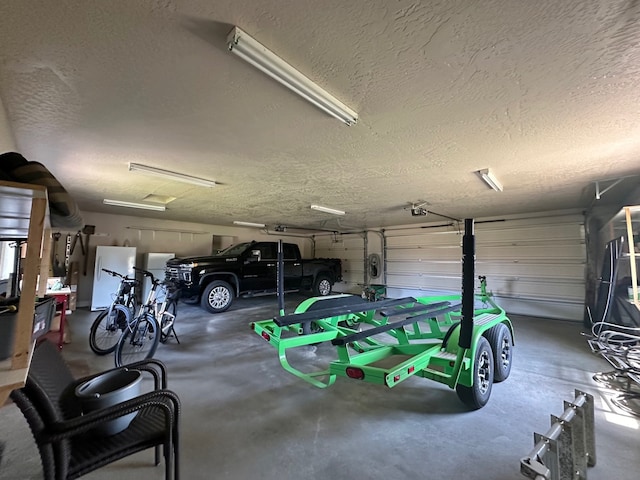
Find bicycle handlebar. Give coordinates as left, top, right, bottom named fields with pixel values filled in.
left=133, top=266, right=158, bottom=284
left=102, top=268, right=124, bottom=278
left=102, top=268, right=138, bottom=284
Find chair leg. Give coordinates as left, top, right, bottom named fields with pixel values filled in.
left=174, top=426, right=180, bottom=480
left=164, top=441, right=173, bottom=480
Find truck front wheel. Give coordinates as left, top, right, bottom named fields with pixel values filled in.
left=312, top=274, right=333, bottom=296
left=201, top=280, right=234, bottom=313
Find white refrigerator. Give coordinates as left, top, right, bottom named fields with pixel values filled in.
left=142, top=253, right=175, bottom=302
left=91, top=246, right=137, bottom=311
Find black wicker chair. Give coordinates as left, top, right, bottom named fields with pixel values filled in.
left=10, top=340, right=180, bottom=479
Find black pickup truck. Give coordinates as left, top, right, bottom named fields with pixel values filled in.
left=165, top=241, right=342, bottom=313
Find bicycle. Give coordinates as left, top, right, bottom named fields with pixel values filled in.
left=89, top=269, right=139, bottom=355
left=114, top=268, right=180, bottom=366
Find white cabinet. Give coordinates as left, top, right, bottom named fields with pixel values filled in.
left=91, top=246, right=136, bottom=310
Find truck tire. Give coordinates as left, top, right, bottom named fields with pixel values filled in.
left=312, top=274, right=333, bottom=296
left=483, top=323, right=513, bottom=382
left=455, top=337, right=494, bottom=410
left=201, top=280, right=234, bottom=313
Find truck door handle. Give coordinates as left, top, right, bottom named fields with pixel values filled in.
left=267, top=263, right=276, bottom=267
left=294, top=263, right=301, bottom=266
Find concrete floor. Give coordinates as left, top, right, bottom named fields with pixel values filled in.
left=1, top=293, right=639, bottom=480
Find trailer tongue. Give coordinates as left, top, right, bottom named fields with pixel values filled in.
left=251, top=219, right=514, bottom=410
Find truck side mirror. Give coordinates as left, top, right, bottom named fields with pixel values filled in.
left=249, top=249, right=261, bottom=262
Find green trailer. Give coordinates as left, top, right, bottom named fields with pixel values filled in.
left=250, top=219, right=514, bottom=410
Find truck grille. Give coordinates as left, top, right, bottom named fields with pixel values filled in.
left=165, top=267, right=190, bottom=282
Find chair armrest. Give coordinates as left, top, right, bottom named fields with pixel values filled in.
left=41, top=389, right=180, bottom=442
left=72, top=358, right=168, bottom=391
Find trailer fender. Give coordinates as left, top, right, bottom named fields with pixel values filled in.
left=443, top=317, right=513, bottom=388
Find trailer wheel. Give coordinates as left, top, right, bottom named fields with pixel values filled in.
left=456, top=337, right=494, bottom=410
left=484, top=323, right=512, bottom=382
left=312, top=274, right=333, bottom=296
left=201, top=280, right=234, bottom=313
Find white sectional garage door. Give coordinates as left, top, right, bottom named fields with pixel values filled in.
left=314, top=234, right=366, bottom=293
left=384, top=213, right=586, bottom=321
left=315, top=212, right=586, bottom=321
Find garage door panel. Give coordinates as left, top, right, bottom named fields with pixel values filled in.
left=477, top=244, right=585, bottom=260
left=387, top=260, right=460, bottom=275
left=476, top=222, right=583, bottom=242
left=488, top=277, right=584, bottom=301
left=387, top=273, right=461, bottom=291
left=477, top=261, right=584, bottom=280
left=387, top=232, right=460, bottom=248
left=387, top=246, right=461, bottom=262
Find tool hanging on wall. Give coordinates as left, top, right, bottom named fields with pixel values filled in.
left=63, top=233, right=72, bottom=277
left=51, top=232, right=66, bottom=277
left=67, top=226, right=96, bottom=276
left=82, top=225, right=95, bottom=276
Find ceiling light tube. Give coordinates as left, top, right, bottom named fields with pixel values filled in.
left=227, top=26, right=358, bottom=126
left=233, top=221, right=266, bottom=228
left=310, top=204, right=346, bottom=216
left=103, top=199, right=166, bottom=211
left=478, top=168, right=503, bottom=192
left=129, top=162, right=216, bottom=188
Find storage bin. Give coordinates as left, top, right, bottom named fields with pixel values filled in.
left=32, top=297, right=55, bottom=340
left=75, top=368, right=142, bottom=435
left=0, top=296, right=54, bottom=360
left=0, top=307, right=17, bottom=361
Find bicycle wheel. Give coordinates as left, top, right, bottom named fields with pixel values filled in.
left=89, top=305, right=130, bottom=355
left=160, top=301, right=177, bottom=343
left=114, top=314, right=160, bottom=367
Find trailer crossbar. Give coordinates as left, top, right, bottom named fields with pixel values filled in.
left=273, top=296, right=417, bottom=326
left=379, top=301, right=452, bottom=317
left=331, top=303, right=463, bottom=346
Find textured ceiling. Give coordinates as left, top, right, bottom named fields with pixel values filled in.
left=1, top=0, right=639, bottom=232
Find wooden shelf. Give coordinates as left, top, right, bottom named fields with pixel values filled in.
left=622, top=206, right=639, bottom=312
left=0, top=180, right=50, bottom=405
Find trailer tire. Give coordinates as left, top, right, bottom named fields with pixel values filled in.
left=201, top=280, right=234, bottom=313
left=312, top=274, right=333, bottom=296
left=484, top=323, right=512, bottom=383
left=456, top=337, right=494, bottom=410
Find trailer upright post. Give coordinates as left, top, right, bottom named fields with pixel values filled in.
left=459, top=218, right=475, bottom=350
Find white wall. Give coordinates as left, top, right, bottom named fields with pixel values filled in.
left=0, top=95, right=16, bottom=152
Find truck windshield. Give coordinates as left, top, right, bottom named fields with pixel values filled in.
left=215, top=242, right=252, bottom=257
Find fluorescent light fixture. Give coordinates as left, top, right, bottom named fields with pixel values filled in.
left=103, top=199, right=166, bottom=211
left=478, top=168, right=503, bottom=192
left=310, top=204, right=345, bottom=216
left=233, top=221, right=266, bottom=228
left=129, top=162, right=216, bottom=188
left=227, top=26, right=358, bottom=126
